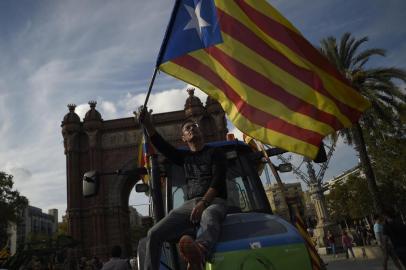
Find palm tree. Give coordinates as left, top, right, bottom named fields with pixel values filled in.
left=319, top=33, right=406, bottom=214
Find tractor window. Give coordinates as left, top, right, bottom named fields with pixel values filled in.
left=227, top=176, right=251, bottom=212
left=226, top=175, right=266, bottom=213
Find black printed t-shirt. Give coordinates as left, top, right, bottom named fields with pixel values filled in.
left=150, top=132, right=227, bottom=200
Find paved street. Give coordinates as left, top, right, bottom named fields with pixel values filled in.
left=322, top=254, right=403, bottom=270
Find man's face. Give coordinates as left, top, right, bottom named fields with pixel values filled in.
left=181, top=122, right=202, bottom=143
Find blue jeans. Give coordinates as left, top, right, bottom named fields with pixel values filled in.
left=330, top=243, right=336, bottom=255
left=144, top=197, right=227, bottom=270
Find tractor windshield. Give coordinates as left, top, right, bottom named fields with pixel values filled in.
left=166, top=147, right=272, bottom=214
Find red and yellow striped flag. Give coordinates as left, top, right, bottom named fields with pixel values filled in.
left=156, top=0, right=370, bottom=159
left=138, top=129, right=155, bottom=183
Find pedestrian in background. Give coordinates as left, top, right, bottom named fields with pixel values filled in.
left=384, top=215, right=406, bottom=269
left=92, top=257, right=103, bottom=270
left=341, top=231, right=355, bottom=259
left=385, top=214, right=406, bottom=268
left=374, top=214, right=403, bottom=270
left=101, top=246, right=131, bottom=270
left=327, top=230, right=337, bottom=257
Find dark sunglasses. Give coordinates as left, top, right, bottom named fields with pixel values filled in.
left=183, top=123, right=199, bottom=132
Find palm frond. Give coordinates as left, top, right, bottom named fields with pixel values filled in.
left=325, top=131, right=339, bottom=144
left=384, top=87, right=406, bottom=103
left=352, top=49, right=386, bottom=69
left=375, top=84, right=406, bottom=103
left=345, top=36, right=368, bottom=69
left=361, top=81, right=396, bottom=100
left=340, top=33, right=355, bottom=69
left=355, top=58, right=370, bottom=70
left=369, top=99, right=394, bottom=124
left=320, top=37, right=343, bottom=72
left=364, top=68, right=406, bottom=82
left=376, top=94, right=404, bottom=114
left=338, top=128, right=353, bottom=145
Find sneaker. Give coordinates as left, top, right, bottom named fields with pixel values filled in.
left=179, top=235, right=206, bottom=270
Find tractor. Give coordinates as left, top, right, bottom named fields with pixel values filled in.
left=83, top=138, right=323, bottom=269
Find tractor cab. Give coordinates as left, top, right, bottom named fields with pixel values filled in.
left=169, top=141, right=271, bottom=215
left=136, top=140, right=313, bottom=270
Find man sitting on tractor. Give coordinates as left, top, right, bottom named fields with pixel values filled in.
left=139, top=108, right=228, bottom=270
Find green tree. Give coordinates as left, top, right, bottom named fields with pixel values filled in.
left=57, top=220, right=68, bottom=236
left=326, top=182, right=350, bottom=223
left=362, top=116, right=406, bottom=216
left=326, top=174, right=374, bottom=223
left=320, top=33, right=406, bottom=213
left=346, top=175, right=375, bottom=219
left=0, top=172, right=28, bottom=247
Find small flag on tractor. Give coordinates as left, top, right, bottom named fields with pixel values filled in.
left=138, top=129, right=155, bottom=183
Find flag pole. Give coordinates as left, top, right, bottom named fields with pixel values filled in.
left=143, top=67, right=159, bottom=109
left=142, top=0, right=181, bottom=110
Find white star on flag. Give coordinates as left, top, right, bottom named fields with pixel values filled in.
left=184, top=1, right=210, bottom=40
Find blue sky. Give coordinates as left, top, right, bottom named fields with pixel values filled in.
left=1, top=0, right=405, bottom=219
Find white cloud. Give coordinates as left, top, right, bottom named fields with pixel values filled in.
left=28, top=60, right=69, bottom=96
left=7, top=167, right=32, bottom=182
left=75, top=103, right=89, bottom=120
left=119, top=85, right=208, bottom=115
left=100, top=101, right=118, bottom=120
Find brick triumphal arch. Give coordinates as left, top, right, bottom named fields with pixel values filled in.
left=61, top=89, right=228, bottom=258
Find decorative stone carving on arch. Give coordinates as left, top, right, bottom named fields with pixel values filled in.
left=64, top=132, right=80, bottom=152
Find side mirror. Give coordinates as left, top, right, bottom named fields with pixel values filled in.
left=277, top=163, right=292, bottom=173
left=135, top=183, right=149, bottom=193
left=83, top=171, right=99, bottom=197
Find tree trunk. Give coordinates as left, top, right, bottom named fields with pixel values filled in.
left=352, top=123, right=383, bottom=213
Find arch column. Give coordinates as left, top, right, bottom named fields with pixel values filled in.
left=61, top=105, right=83, bottom=250
left=83, top=101, right=108, bottom=256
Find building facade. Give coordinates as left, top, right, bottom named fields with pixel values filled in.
left=265, top=182, right=306, bottom=221
left=323, top=166, right=362, bottom=194
left=8, top=206, right=58, bottom=255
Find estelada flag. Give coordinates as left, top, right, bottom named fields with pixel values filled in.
left=156, top=0, right=370, bottom=159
